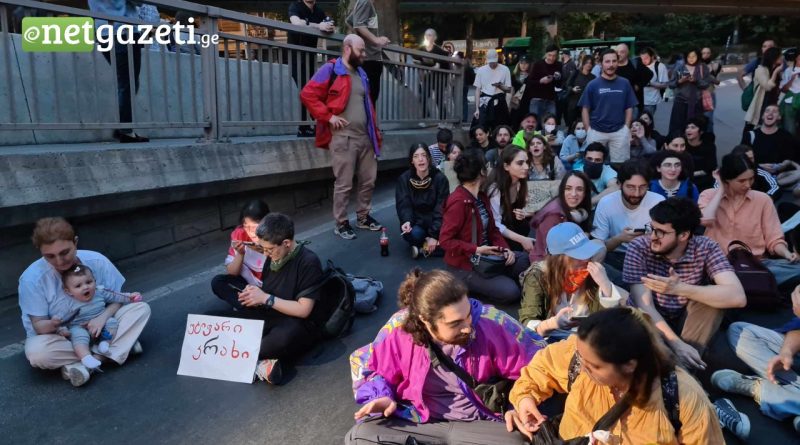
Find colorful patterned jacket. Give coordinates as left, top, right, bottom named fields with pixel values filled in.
left=349, top=298, right=545, bottom=423
left=299, top=58, right=382, bottom=156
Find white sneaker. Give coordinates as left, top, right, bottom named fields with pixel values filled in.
left=131, top=341, right=144, bottom=355
left=61, top=362, right=90, bottom=387
left=98, top=341, right=110, bottom=354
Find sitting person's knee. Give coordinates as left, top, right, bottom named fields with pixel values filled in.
left=25, top=338, right=51, bottom=368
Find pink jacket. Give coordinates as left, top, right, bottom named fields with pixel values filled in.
left=349, top=299, right=545, bottom=422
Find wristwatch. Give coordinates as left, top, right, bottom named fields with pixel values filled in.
left=266, top=294, right=276, bottom=308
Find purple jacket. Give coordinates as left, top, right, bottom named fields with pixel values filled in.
left=349, top=299, right=545, bottom=422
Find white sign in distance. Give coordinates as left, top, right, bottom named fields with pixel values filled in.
left=177, top=314, right=264, bottom=384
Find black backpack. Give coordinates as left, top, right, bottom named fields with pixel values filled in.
left=726, top=240, right=781, bottom=311
left=298, top=259, right=356, bottom=338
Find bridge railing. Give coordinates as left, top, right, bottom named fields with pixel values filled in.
left=0, top=0, right=463, bottom=145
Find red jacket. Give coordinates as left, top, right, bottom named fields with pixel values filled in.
left=439, top=185, right=509, bottom=271
left=299, top=58, right=382, bottom=155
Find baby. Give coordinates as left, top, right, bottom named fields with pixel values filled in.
left=58, top=265, right=141, bottom=369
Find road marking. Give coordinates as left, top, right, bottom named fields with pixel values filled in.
left=0, top=198, right=397, bottom=360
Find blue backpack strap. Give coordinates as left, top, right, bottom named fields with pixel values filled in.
left=661, top=371, right=682, bottom=435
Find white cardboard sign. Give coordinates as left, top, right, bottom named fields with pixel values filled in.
left=177, top=314, right=264, bottom=384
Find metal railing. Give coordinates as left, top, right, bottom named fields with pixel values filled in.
left=0, top=0, right=463, bottom=144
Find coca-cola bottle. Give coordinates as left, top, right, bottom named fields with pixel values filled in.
left=380, top=228, right=389, bottom=256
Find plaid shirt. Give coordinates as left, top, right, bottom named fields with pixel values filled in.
left=623, top=236, right=733, bottom=319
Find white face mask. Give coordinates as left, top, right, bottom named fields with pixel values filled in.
left=544, top=124, right=556, bottom=133
left=574, top=129, right=587, bottom=139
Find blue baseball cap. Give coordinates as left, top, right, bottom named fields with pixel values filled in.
left=546, top=222, right=603, bottom=260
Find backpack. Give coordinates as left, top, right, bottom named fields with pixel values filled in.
left=726, top=240, right=781, bottom=310
left=567, top=352, right=682, bottom=435
left=741, top=81, right=756, bottom=112
left=347, top=274, right=383, bottom=314
left=297, top=259, right=356, bottom=338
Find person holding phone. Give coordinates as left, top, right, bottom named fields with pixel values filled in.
left=439, top=149, right=530, bottom=304
left=211, top=199, right=270, bottom=308
left=591, top=160, right=664, bottom=283
left=520, top=222, right=625, bottom=341
left=712, top=285, right=800, bottom=436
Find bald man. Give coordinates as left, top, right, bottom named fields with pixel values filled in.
left=300, top=34, right=384, bottom=240
left=615, top=43, right=652, bottom=118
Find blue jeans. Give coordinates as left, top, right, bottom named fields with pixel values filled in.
left=727, top=322, right=800, bottom=420
left=402, top=225, right=428, bottom=248
left=529, top=99, right=556, bottom=120
left=762, top=258, right=800, bottom=286
left=643, top=104, right=658, bottom=117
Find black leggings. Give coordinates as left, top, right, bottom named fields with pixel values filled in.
left=210, top=274, right=321, bottom=360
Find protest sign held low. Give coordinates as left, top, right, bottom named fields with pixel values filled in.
left=177, top=314, right=263, bottom=384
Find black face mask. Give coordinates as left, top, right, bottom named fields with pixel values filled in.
left=584, top=160, right=604, bottom=180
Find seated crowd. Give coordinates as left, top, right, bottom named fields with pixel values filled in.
left=16, top=39, right=800, bottom=445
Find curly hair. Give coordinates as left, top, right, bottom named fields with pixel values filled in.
left=398, top=268, right=468, bottom=345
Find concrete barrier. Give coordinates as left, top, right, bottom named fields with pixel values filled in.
left=0, top=127, right=467, bottom=300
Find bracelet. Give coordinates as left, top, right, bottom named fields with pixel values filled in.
left=266, top=294, right=276, bottom=308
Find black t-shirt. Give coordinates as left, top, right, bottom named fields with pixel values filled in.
left=261, top=246, right=325, bottom=325
left=287, top=1, right=327, bottom=48
left=745, top=128, right=799, bottom=164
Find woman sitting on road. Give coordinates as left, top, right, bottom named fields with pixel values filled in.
left=685, top=117, right=717, bottom=191
left=440, top=149, right=530, bottom=304
left=648, top=149, right=699, bottom=201
left=528, top=134, right=565, bottom=181
left=507, top=307, right=724, bottom=444
left=396, top=143, right=450, bottom=259
left=629, top=118, right=657, bottom=160
left=469, top=125, right=496, bottom=153
left=529, top=171, right=594, bottom=262
left=541, top=113, right=565, bottom=153
left=519, top=222, right=624, bottom=341
left=699, top=153, right=800, bottom=287
left=211, top=199, right=270, bottom=307
left=485, top=147, right=535, bottom=253
left=559, top=120, right=589, bottom=171
left=439, top=141, right=463, bottom=193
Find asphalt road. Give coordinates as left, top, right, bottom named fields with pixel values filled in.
left=1, top=73, right=798, bottom=445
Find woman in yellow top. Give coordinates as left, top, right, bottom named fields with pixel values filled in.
left=506, top=307, right=724, bottom=444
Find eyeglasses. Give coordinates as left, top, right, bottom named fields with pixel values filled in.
left=644, top=223, right=675, bottom=239
left=262, top=241, right=285, bottom=255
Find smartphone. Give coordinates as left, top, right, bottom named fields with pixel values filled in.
left=632, top=228, right=647, bottom=234
left=570, top=315, right=588, bottom=321
left=227, top=283, right=244, bottom=293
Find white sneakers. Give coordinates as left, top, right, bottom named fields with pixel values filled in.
left=61, top=362, right=90, bottom=387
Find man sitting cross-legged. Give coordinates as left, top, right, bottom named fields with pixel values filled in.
left=623, top=198, right=746, bottom=371
left=346, top=268, right=545, bottom=445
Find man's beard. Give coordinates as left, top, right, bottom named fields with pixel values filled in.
left=650, top=238, right=679, bottom=257
left=622, top=192, right=643, bottom=207
left=497, top=140, right=509, bottom=149
left=348, top=53, right=363, bottom=67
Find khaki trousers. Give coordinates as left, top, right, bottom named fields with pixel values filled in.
left=330, top=133, right=377, bottom=224
left=669, top=300, right=724, bottom=355
left=24, top=302, right=151, bottom=369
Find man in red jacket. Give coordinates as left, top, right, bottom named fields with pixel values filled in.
left=300, top=34, right=383, bottom=240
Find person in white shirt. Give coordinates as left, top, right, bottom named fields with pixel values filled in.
left=591, top=161, right=665, bottom=282
left=473, top=51, right=512, bottom=129
left=640, top=47, right=669, bottom=117
left=19, top=217, right=151, bottom=387
left=780, top=51, right=800, bottom=137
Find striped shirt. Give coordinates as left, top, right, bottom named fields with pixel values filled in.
left=428, top=144, right=445, bottom=167
left=623, top=235, right=733, bottom=319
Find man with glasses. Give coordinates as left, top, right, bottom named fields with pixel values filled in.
left=591, top=160, right=664, bottom=279
left=623, top=198, right=746, bottom=371
left=234, top=213, right=325, bottom=385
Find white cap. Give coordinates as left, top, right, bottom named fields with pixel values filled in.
left=486, top=51, right=498, bottom=63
